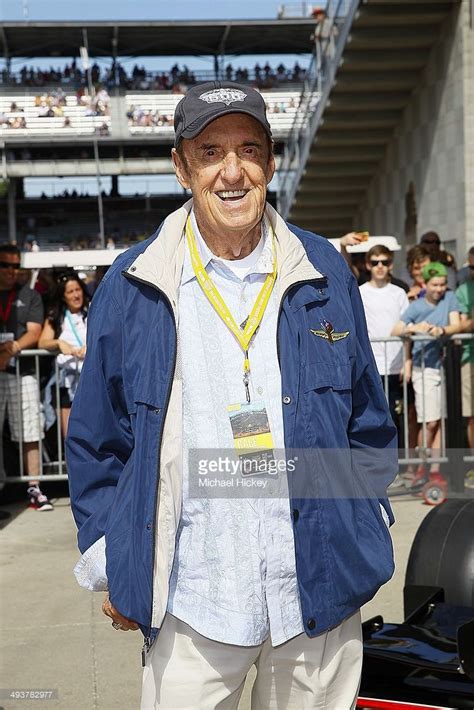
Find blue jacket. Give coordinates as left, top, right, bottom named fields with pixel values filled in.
left=67, top=203, right=397, bottom=651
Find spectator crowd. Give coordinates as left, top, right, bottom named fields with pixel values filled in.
left=1, top=60, right=306, bottom=92
left=341, top=231, right=473, bottom=493
left=127, top=92, right=298, bottom=130
left=0, top=87, right=110, bottom=132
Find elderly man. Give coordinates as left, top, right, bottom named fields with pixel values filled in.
left=67, top=82, right=397, bottom=709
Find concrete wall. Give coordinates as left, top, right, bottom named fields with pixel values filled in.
left=356, top=2, right=472, bottom=266
left=462, top=0, right=474, bottom=255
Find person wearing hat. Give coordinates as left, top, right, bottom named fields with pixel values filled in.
left=392, top=262, right=462, bottom=487
left=67, top=82, right=397, bottom=708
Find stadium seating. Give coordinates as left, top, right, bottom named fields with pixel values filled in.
left=0, top=94, right=111, bottom=137
left=126, top=90, right=302, bottom=140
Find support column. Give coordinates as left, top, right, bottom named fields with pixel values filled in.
left=111, top=174, right=119, bottom=197
left=7, top=178, right=17, bottom=245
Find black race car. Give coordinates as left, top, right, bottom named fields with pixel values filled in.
left=357, top=500, right=474, bottom=710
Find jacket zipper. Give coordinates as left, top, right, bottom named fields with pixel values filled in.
left=123, top=270, right=178, bottom=666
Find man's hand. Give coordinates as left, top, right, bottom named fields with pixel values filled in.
left=409, top=321, right=432, bottom=334
left=58, top=339, right=78, bottom=356
left=340, top=232, right=364, bottom=248
left=428, top=325, right=444, bottom=338
left=102, top=594, right=139, bottom=631
left=0, top=340, right=18, bottom=356
left=0, top=351, right=11, bottom=370
left=407, top=284, right=422, bottom=300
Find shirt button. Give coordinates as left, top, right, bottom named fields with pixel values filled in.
left=283, top=395, right=292, bottom=405
left=307, top=618, right=316, bottom=631
left=257, top=386, right=263, bottom=395
left=293, top=509, right=299, bottom=522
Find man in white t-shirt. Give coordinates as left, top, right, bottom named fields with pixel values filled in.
left=360, top=245, right=409, bottom=448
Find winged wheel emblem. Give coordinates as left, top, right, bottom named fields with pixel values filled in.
left=310, top=319, right=349, bottom=344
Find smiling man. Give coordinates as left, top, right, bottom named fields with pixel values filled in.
left=67, top=82, right=398, bottom=709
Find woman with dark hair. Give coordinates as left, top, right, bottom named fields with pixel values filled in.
left=39, top=272, right=89, bottom=436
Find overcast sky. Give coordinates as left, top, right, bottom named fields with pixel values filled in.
left=0, top=0, right=301, bottom=21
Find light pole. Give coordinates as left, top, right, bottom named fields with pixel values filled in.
left=80, top=30, right=105, bottom=248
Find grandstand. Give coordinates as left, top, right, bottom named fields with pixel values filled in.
left=126, top=90, right=301, bottom=140
left=1, top=3, right=472, bottom=261
left=0, top=92, right=111, bottom=137
left=0, top=17, right=314, bottom=248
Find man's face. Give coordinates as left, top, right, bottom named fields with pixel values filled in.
left=0, top=252, right=21, bottom=290
left=411, top=257, right=430, bottom=286
left=366, top=253, right=393, bottom=281
left=425, top=276, right=447, bottom=301
left=172, top=114, right=275, bottom=239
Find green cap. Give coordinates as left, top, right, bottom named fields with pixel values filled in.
left=422, top=261, right=448, bottom=282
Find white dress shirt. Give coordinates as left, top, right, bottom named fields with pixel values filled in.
left=167, top=211, right=304, bottom=646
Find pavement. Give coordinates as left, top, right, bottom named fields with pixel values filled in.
left=0, top=491, right=431, bottom=710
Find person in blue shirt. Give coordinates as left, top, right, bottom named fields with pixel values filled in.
left=392, top=262, right=461, bottom=485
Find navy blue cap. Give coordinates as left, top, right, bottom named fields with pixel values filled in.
left=174, top=81, right=272, bottom=147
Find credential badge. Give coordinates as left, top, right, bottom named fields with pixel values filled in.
left=199, top=88, right=247, bottom=107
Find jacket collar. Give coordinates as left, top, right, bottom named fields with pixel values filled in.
left=180, top=210, right=274, bottom=286
left=124, top=199, right=327, bottom=314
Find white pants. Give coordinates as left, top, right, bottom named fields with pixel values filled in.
left=141, top=611, right=362, bottom=710
left=412, top=366, right=445, bottom=423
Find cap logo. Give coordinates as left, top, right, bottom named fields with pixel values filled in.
left=199, top=88, right=247, bottom=106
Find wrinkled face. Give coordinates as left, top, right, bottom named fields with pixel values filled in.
left=172, top=114, right=275, bottom=238
left=0, top=252, right=21, bottom=290
left=63, top=280, right=84, bottom=312
left=410, top=257, right=430, bottom=286
left=366, top=254, right=393, bottom=280
left=425, top=275, right=447, bottom=301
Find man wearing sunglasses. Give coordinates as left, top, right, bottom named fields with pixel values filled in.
left=0, top=244, right=50, bottom=510
left=360, top=245, right=409, bottom=455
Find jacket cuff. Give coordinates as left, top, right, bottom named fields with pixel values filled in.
left=73, top=535, right=108, bottom=591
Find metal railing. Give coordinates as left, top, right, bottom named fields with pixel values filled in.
left=375, top=335, right=469, bottom=457
left=0, top=350, right=75, bottom=483
left=0, top=335, right=472, bottom=486
left=277, top=0, right=360, bottom=218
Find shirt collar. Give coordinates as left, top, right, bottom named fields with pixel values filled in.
left=181, top=209, right=273, bottom=286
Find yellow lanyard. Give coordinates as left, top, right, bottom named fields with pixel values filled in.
left=185, top=217, right=277, bottom=402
